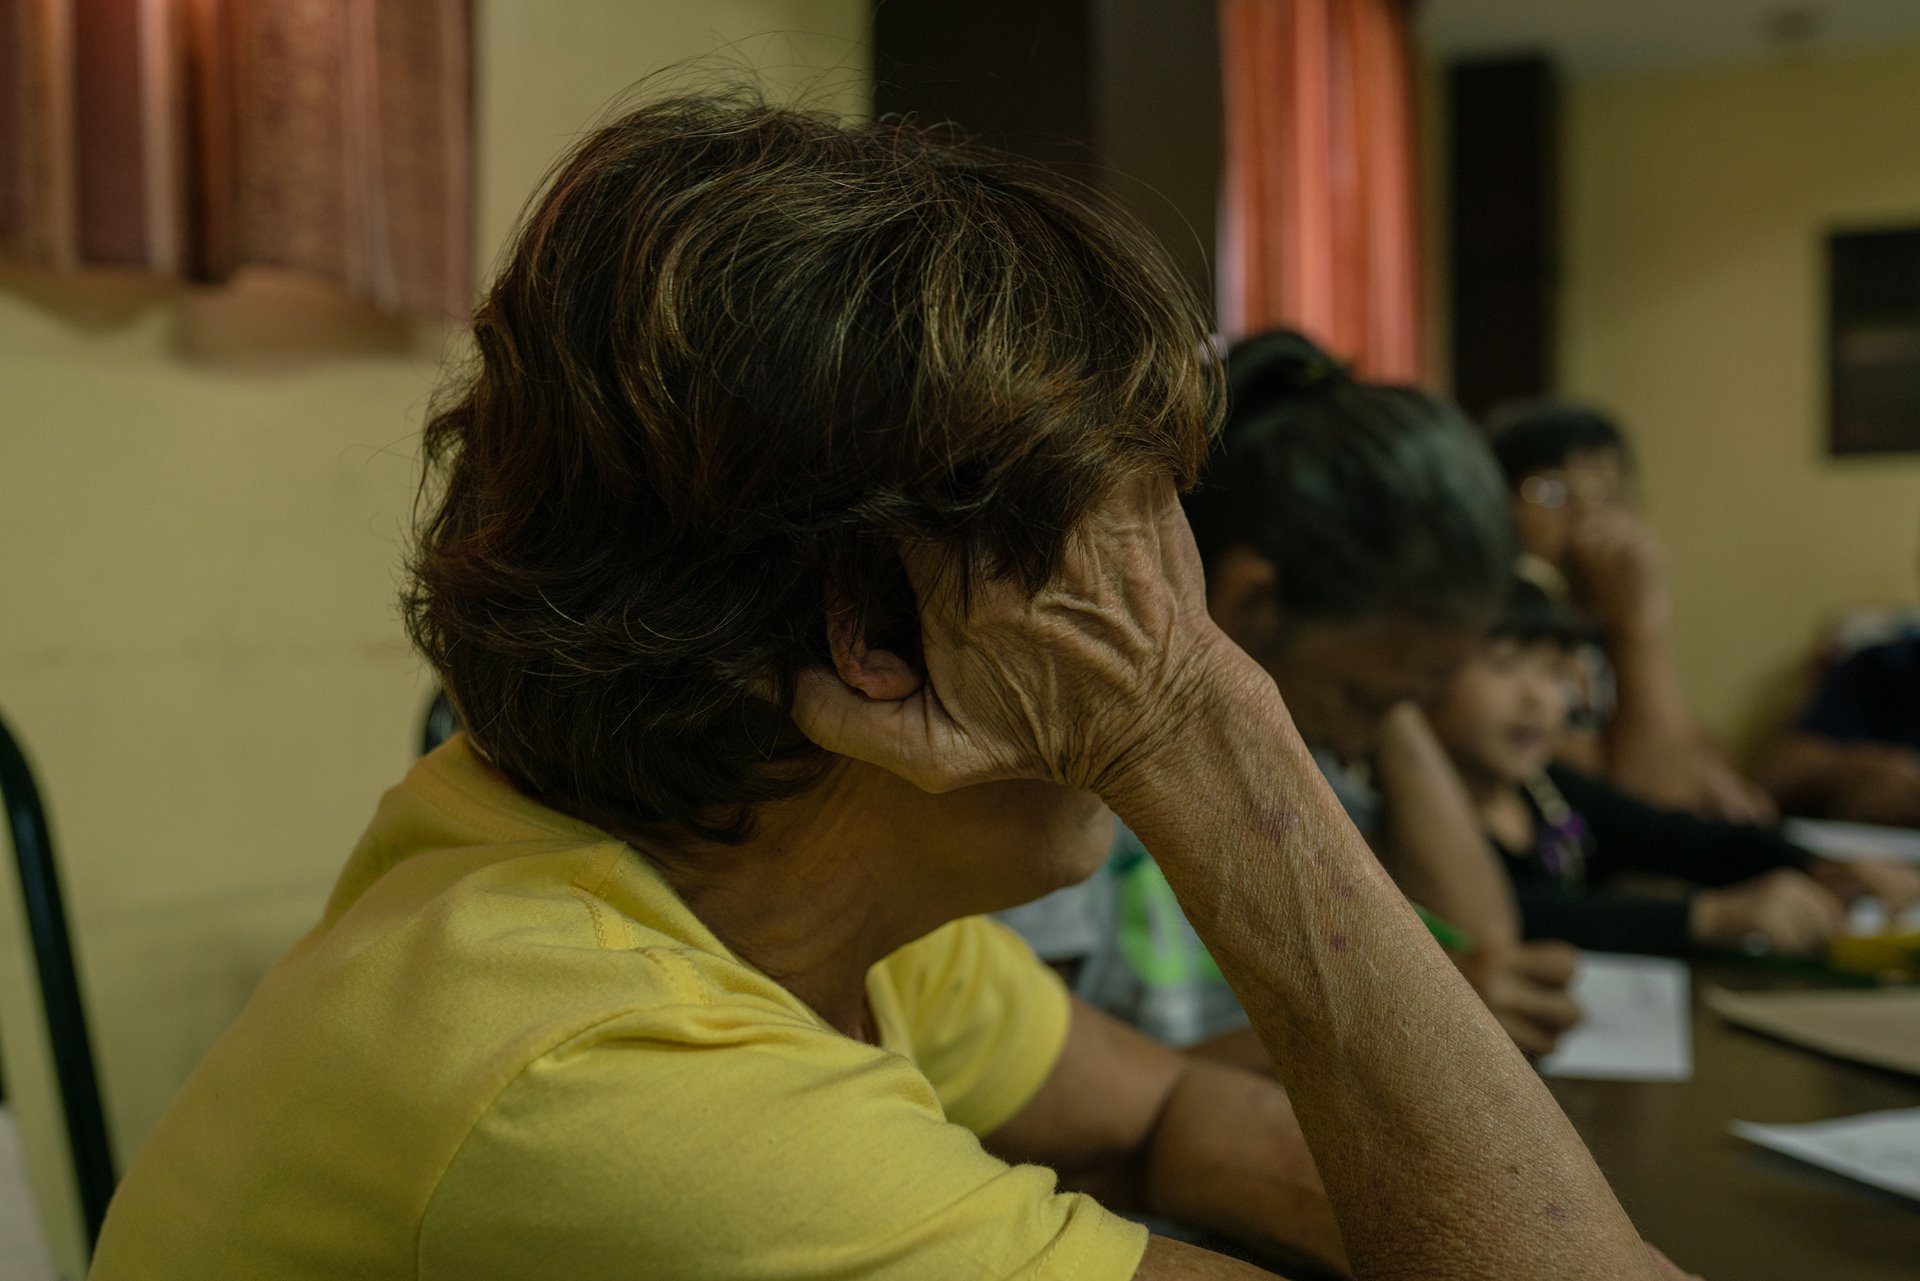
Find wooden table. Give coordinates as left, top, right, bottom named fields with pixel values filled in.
left=1546, top=963, right=1920, bottom=1280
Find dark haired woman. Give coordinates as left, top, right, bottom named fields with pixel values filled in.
left=93, top=99, right=1688, bottom=1281
left=1018, top=332, right=1584, bottom=1063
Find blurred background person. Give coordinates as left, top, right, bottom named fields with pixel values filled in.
left=1488, top=402, right=1775, bottom=823
left=1759, top=552, right=1920, bottom=826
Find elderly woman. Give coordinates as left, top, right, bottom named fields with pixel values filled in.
left=92, top=97, right=1677, bottom=1280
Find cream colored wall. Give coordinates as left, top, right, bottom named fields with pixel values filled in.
left=1559, top=41, right=1920, bottom=751
left=0, top=5, right=867, bottom=1275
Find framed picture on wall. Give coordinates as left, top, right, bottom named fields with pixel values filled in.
left=1829, top=226, right=1920, bottom=455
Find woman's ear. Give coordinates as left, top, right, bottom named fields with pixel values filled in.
left=824, top=607, right=924, bottom=702
left=1207, top=546, right=1284, bottom=653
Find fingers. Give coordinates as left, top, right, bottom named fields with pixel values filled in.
left=1696, top=870, right=1848, bottom=955
left=789, top=665, right=969, bottom=793
left=1710, top=782, right=1771, bottom=824
left=1513, top=939, right=1581, bottom=986
left=1758, top=871, right=1847, bottom=955
left=1797, top=873, right=1850, bottom=944
left=1502, top=978, right=1584, bottom=1039
left=1879, top=864, right=1920, bottom=914
left=1739, top=781, right=1780, bottom=824
left=789, top=665, right=905, bottom=761
left=1500, top=1010, right=1564, bottom=1059
left=1808, top=857, right=1866, bottom=904
left=1846, top=859, right=1920, bottom=914
left=1484, top=944, right=1584, bottom=1056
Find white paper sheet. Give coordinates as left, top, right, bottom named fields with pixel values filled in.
left=1536, top=953, right=1692, bottom=1081
left=1733, top=1107, right=1920, bottom=1201
left=1782, top=817, right=1920, bottom=865
left=0, top=1108, right=55, bottom=1281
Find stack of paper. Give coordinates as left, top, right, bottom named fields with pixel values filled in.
left=1537, top=953, right=1692, bottom=1082
left=1733, top=1108, right=1920, bottom=1202
left=1706, top=987, right=1920, bottom=1077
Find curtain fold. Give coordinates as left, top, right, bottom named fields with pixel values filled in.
left=0, top=0, right=471, bottom=321
left=1219, top=0, right=1423, bottom=381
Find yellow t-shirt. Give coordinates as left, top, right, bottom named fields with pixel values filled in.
left=91, top=737, right=1146, bottom=1280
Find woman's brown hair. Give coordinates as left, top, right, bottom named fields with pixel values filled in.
left=403, top=92, right=1219, bottom=843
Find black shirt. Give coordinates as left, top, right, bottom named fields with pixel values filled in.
left=1488, top=765, right=1812, bottom=956
left=1799, top=637, right=1920, bottom=752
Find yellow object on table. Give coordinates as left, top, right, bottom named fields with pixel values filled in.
left=1828, top=931, right=1920, bottom=980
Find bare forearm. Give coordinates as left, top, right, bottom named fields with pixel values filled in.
left=1372, top=705, right=1520, bottom=948
left=1146, top=1060, right=1347, bottom=1275
left=1760, top=734, right=1920, bottom=824
left=1601, top=624, right=1702, bottom=807
left=1109, top=656, right=1651, bottom=1281
left=1756, top=735, right=1842, bottom=812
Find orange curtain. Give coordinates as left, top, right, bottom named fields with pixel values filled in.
left=1218, top=0, right=1423, bottom=381
left=0, top=0, right=472, bottom=320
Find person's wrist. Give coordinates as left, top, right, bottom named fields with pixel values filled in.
left=1688, top=891, right=1726, bottom=946
left=1371, top=700, right=1437, bottom=769
left=1095, top=629, right=1278, bottom=830
left=1599, top=595, right=1669, bottom=644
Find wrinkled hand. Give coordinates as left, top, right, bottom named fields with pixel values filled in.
left=1690, top=868, right=1847, bottom=955
left=1810, top=856, right=1920, bottom=916
left=792, top=478, right=1240, bottom=796
left=1566, top=508, right=1669, bottom=639
left=1456, top=940, right=1584, bottom=1057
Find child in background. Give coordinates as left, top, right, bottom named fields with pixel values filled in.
left=1427, top=576, right=1920, bottom=956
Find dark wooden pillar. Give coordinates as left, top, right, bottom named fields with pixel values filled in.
left=872, top=0, right=1220, bottom=305
left=1447, top=55, right=1560, bottom=419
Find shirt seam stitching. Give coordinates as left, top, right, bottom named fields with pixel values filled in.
left=569, top=844, right=630, bottom=951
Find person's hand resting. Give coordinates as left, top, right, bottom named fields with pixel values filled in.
left=1808, top=856, right=1920, bottom=917
left=1565, top=508, right=1670, bottom=642
left=1454, top=939, right=1584, bottom=1057
left=1689, top=868, right=1847, bottom=955
left=793, top=476, right=1249, bottom=797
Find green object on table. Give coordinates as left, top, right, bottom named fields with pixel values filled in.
left=1414, top=903, right=1474, bottom=952
left=1712, top=949, right=1886, bottom=988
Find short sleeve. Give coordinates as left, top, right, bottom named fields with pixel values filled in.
left=417, top=1006, right=1146, bottom=1281
left=882, top=917, right=1074, bottom=1136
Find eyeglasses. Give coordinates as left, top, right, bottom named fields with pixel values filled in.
left=1518, top=471, right=1630, bottom=510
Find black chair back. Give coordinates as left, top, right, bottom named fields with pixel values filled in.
left=0, top=711, right=116, bottom=1251
left=421, top=689, right=460, bottom=756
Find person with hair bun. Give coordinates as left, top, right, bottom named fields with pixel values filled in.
left=1009, top=332, right=1588, bottom=1062
left=1190, top=332, right=1583, bottom=1057
left=94, top=100, right=1689, bottom=1281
